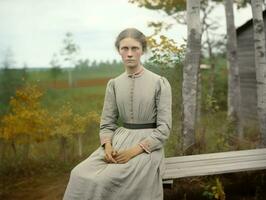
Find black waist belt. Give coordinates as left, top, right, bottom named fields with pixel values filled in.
left=123, top=123, right=157, bottom=129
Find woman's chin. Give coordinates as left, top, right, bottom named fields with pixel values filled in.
left=125, top=64, right=138, bottom=68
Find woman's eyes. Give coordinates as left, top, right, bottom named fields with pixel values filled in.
left=132, top=47, right=139, bottom=51
left=121, top=47, right=139, bottom=51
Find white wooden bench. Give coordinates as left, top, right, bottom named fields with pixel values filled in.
left=162, top=148, right=266, bottom=187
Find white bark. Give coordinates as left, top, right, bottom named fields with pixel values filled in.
left=182, top=0, right=201, bottom=152
left=251, top=0, right=266, bottom=147
left=224, top=0, right=243, bottom=139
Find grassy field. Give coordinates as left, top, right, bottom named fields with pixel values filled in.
left=42, top=86, right=106, bottom=114
left=27, top=65, right=125, bottom=82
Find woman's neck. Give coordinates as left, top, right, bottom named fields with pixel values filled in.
left=125, top=64, right=143, bottom=75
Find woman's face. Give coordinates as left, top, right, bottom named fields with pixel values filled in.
left=118, top=37, right=144, bottom=69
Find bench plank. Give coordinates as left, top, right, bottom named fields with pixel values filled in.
left=163, top=148, right=266, bottom=180
left=165, top=154, right=266, bottom=169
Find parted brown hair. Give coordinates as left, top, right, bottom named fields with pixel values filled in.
left=115, top=28, right=147, bottom=52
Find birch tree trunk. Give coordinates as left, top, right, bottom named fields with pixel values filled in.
left=251, top=0, right=266, bottom=147
left=224, top=0, right=243, bottom=139
left=78, top=134, right=83, bottom=157
left=182, top=0, right=201, bottom=153
left=60, top=137, right=67, bottom=162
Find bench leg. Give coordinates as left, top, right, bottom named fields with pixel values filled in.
left=163, top=179, right=174, bottom=189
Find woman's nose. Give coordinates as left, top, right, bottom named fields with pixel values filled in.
left=127, top=49, right=133, bottom=56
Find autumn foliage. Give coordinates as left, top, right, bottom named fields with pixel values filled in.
left=0, top=84, right=100, bottom=161
left=0, top=85, right=52, bottom=144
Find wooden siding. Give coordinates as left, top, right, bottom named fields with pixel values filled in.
left=237, top=21, right=258, bottom=124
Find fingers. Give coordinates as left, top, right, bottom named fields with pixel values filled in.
left=105, top=153, right=117, bottom=163
left=115, top=153, right=127, bottom=163
left=105, top=150, right=129, bottom=164
left=104, top=146, right=117, bottom=163
left=108, top=153, right=117, bottom=163
left=112, top=150, right=118, bottom=157
left=115, top=154, right=123, bottom=161
left=104, top=153, right=110, bottom=163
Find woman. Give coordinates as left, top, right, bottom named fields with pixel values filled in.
left=63, top=28, right=172, bottom=200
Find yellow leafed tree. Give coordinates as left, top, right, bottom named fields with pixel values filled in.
left=51, top=103, right=100, bottom=161
left=51, top=103, right=74, bottom=162
left=72, top=111, right=100, bottom=157
left=0, top=84, right=52, bottom=159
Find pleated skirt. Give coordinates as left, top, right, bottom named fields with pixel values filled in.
left=63, top=127, right=165, bottom=200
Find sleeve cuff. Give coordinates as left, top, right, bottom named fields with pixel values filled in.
left=100, top=136, right=112, bottom=146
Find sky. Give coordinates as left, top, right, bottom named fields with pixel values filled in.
left=0, top=0, right=253, bottom=68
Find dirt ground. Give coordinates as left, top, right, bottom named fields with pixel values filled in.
left=0, top=173, right=69, bottom=200
left=1, top=171, right=265, bottom=200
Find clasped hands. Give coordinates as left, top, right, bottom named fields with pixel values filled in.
left=104, top=143, right=144, bottom=164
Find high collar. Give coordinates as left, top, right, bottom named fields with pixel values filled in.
left=126, top=66, right=145, bottom=78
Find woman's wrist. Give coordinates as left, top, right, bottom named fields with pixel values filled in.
left=132, top=145, right=144, bottom=156
left=104, top=142, right=112, bottom=149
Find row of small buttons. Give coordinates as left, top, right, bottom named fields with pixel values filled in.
left=130, top=75, right=135, bottom=122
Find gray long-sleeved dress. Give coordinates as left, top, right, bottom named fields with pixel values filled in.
left=63, top=67, right=172, bottom=200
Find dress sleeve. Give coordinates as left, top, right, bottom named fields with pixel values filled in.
left=138, top=76, right=172, bottom=153
left=99, top=79, right=119, bottom=146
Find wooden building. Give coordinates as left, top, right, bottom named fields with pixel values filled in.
left=236, top=11, right=266, bottom=126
